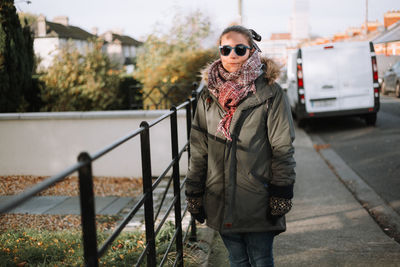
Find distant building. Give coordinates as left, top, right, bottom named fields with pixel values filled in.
left=100, top=30, right=143, bottom=73
left=32, top=15, right=96, bottom=70
left=259, top=33, right=300, bottom=65
left=289, top=0, right=310, bottom=40
left=384, top=10, right=400, bottom=29
left=373, top=21, right=400, bottom=56
left=31, top=15, right=143, bottom=72
left=361, top=20, right=383, bottom=34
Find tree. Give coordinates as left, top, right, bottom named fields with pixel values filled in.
left=18, top=12, right=38, bottom=27
left=40, top=39, right=121, bottom=111
left=0, top=0, right=34, bottom=112
left=134, top=11, right=218, bottom=109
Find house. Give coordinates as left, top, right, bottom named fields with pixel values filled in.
left=100, top=30, right=143, bottom=73
left=32, top=15, right=97, bottom=70
left=373, top=12, right=400, bottom=56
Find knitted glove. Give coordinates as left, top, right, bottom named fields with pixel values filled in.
left=267, top=184, right=294, bottom=224
left=185, top=192, right=206, bottom=223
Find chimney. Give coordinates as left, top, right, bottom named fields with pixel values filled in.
left=104, top=31, right=113, bottom=42
left=53, top=16, right=69, bottom=26
left=91, top=27, right=98, bottom=36
left=37, top=14, right=46, bottom=37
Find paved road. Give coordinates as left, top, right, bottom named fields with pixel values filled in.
left=306, top=94, right=400, bottom=216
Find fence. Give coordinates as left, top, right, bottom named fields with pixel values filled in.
left=130, top=82, right=198, bottom=110
left=0, top=83, right=204, bottom=266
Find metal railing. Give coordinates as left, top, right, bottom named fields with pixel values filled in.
left=0, top=82, right=205, bottom=266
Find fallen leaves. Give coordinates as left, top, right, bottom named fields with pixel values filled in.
left=313, top=143, right=331, bottom=152
left=0, top=176, right=141, bottom=233
left=0, top=175, right=142, bottom=197
left=0, top=214, right=120, bottom=231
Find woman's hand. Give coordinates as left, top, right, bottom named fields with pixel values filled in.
left=186, top=193, right=206, bottom=223
left=267, top=196, right=293, bottom=224
left=267, top=183, right=294, bottom=224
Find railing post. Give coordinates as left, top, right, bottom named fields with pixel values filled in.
left=170, top=107, right=184, bottom=267
left=185, top=102, right=192, bottom=163
left=140, top=121, right=157, bottom=267
left=77, top=152, right=99, bottom=267
left=191, top=82, right=199, bottom=118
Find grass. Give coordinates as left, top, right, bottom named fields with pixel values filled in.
left=0, top=221, right=200, bottom=266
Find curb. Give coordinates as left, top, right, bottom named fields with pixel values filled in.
left=311, top=134, right=400, bottom=242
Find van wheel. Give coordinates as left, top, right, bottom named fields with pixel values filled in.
left=381, top=81, right=388, bottom=95
left=365, top=113, right=377, bottom=126
left=395, top=83, right=400, bottom=98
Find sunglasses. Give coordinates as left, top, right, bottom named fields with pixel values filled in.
left=219, top=44, right=251, bottom=57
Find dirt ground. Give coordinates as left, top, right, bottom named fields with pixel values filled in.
left=0, top=175, right=143, bottom=231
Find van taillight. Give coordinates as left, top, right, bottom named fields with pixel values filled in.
left=371, top=57, right=378, bottom=81
left=297, top=59, right=305, bottom=104
left=297, top=65, right=304, bottom=87
left=324, top=45, right=334, bottom=49
left=371, top=54, right=380, bottom=98
left=296, top=50, right=305, bottom=105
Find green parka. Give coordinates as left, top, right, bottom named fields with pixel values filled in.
left=186, top=57, right=296, bottom=234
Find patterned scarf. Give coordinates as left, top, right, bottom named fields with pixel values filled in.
left=207, top=51, right=262, bottom=141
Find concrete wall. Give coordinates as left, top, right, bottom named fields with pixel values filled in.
left=0, top=110, right=190, bottom=178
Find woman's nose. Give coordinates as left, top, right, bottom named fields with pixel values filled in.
left=228, top=52, right=238, bottom=59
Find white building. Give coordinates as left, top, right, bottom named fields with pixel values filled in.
left=32, top=16, right=142, bottom=73
left=289, top=0, right=310, bottom=40
left=32, top=15, right=96, bottom=71
left=100, top=30, right=143, bottom=73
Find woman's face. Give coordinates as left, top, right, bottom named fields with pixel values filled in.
left=220, top=31, right=251, bottom=73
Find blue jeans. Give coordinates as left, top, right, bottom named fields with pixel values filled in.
left=220, top=232, right=275, bottom=267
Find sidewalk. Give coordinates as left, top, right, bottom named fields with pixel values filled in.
left=206, top=126, right=400, bottom=267
left=0, top=195, right=133, bottom=215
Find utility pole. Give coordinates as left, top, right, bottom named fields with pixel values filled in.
left=238, top=0, right=243, bottom=25
left=365, top=0, right=369, bottom=35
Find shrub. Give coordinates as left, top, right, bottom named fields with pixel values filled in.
left=40, top=39, right=121, bottom=111
left=112, top=75, right=143, bottom=110
left=134, top=11, right=218, bottom=109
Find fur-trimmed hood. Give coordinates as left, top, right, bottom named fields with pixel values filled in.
left=201, top=57, right=281, bottom=86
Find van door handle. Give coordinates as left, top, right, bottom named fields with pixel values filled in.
left=322, top=85, right=334, bottom=89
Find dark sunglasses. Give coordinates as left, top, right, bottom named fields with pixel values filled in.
left=219, top=44, right=251, bottom=57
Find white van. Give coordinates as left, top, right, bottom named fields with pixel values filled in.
left=286, top=41, right=380, bottom=126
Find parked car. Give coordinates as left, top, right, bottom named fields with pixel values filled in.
left=286, top=41, right=380, bottom=127
left=381, top=60, right=400, bottom=97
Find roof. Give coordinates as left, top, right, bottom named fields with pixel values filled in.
left=32, top=21, right=95, bottom=40
left=114, top=34, right=142, bottom=46
left=373, top=21, right=400, bottom=44
left=101, top=32, right=142, bottom=46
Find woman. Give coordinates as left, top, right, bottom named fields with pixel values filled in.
left=186, top=25, right=296, bottom=267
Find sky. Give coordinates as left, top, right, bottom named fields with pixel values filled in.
left=16, top=0, right=400, bottom=42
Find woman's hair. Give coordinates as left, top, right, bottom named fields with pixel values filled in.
left=218, top=25, right=253, bottom=46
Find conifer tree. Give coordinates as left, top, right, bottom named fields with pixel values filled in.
left=0, top=0, right=34, bottom=112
